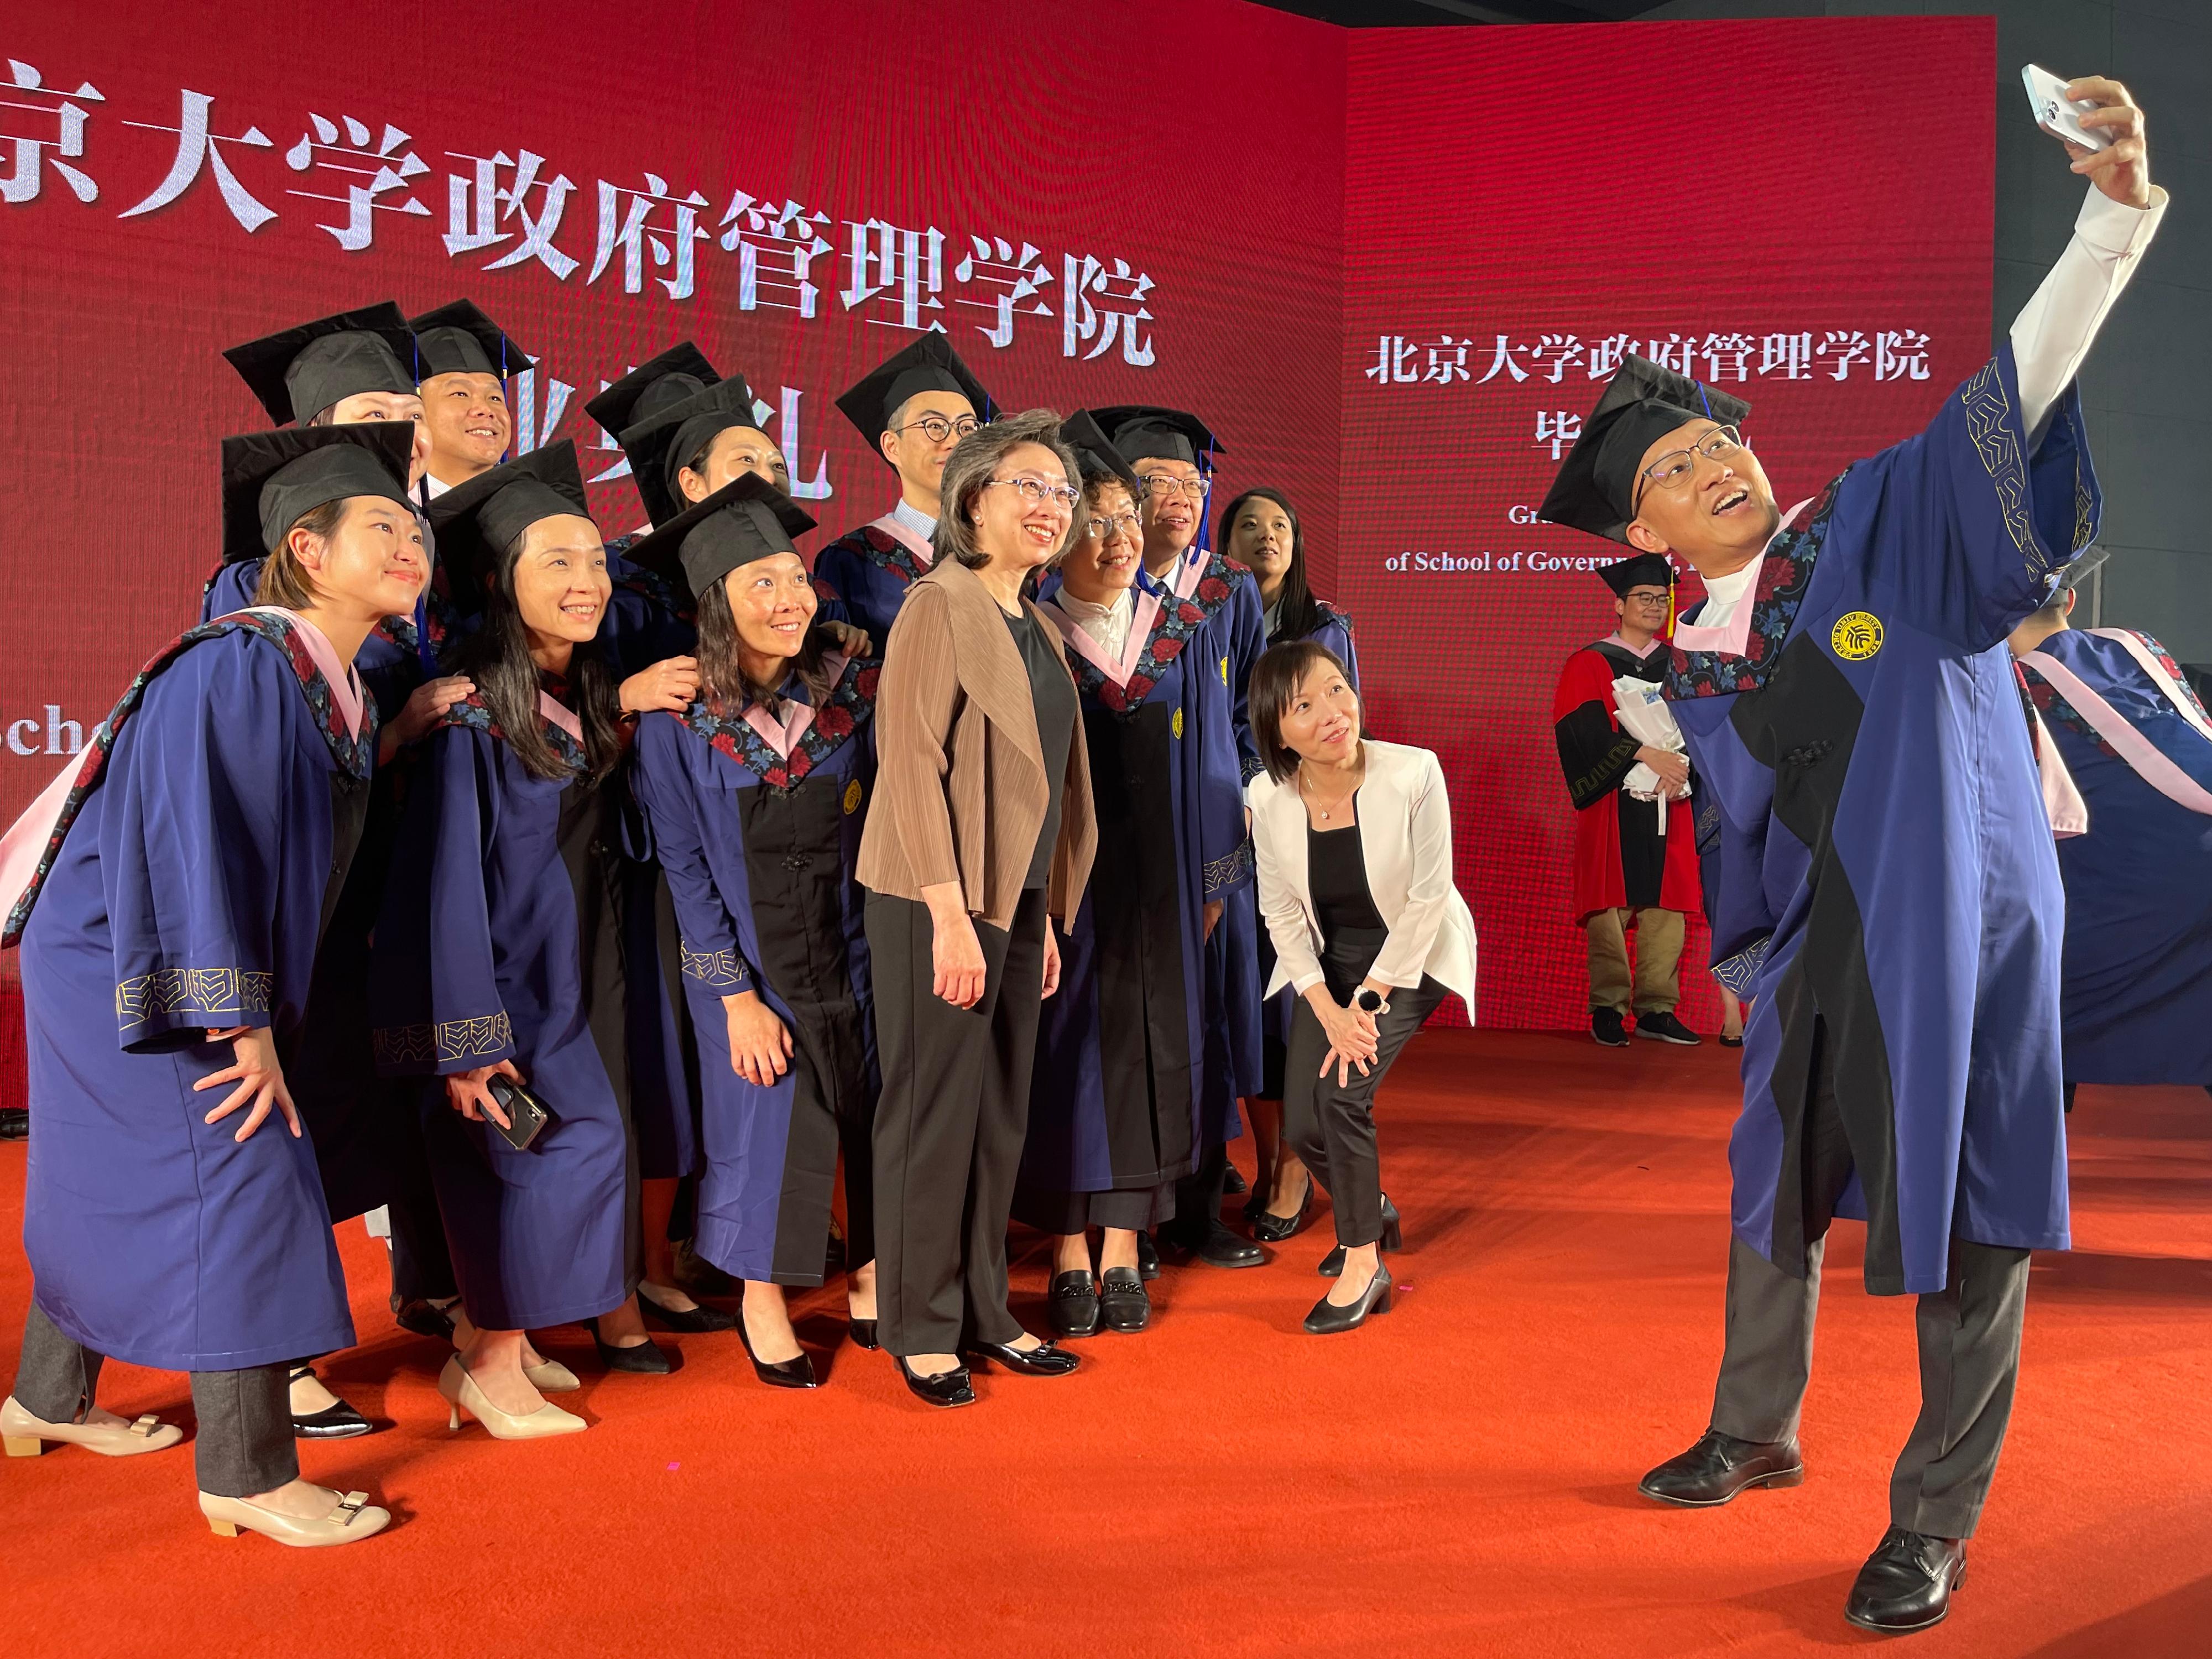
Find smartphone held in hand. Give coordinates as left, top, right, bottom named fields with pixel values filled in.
left=2021, top=65, right=2112, bottom=152
left=485, top=1073, right=553, bottom=1152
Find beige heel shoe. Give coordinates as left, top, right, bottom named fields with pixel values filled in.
left=2, top=1395, right=184, bottom=1458
left=200, top=1486, right=389, bottom=1547
left=437, top=1356, right=585, bottom=1439
left=523, top=1359, right=580, bottom=1393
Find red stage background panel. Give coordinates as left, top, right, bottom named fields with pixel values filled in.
left=1341, top=16, right=1995, bottom=1030
left=0, top=7, right=1994, bottom=1100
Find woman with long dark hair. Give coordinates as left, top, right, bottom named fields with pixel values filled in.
left=371, top=441, right=642, bottom=1437
left=627, top=474, right=883, bottom=1389
left=1015, top=414, right=1240, bottom=1337
left=1217, top=488, right=1358, bottom=1243
left=859, top=410, right=1098, bottom=1407
left=1, top=423, right=424, bottom=1545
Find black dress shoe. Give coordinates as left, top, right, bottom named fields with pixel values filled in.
left=1222, top=1164, right=1248, bottom=1196
left=1250, top=1176, right=1313, bottom=1244
left=1098, top=1266, right=1150, bottom=1333
left=895, top=1357, right=975, bottom=1408
left=583, top=1318, right=676, bottom=1374
left=1050, top=1270, right=1101, bottom=1338
left=392, top=1297, right=457, bottom=1342
left=672, top=1238, right=735, bottom=1298
left=1637, top=1429, right=1804, bottom=1506
left=1592, top=1006, right=1629, bottom=1046
left=1172, top=1223, right=1264, bottom=1269
left=288, top=1365, right=375, bottom=1439
left=963, top=1338, right=1081, bottom=1377
left=1317, top=1197, right=1402, bottom=1276
left=1303, top=1264, right=1392, bottom=1333
left=1844, top=1528, right=1966, bottom=1634
left=849, top=1317, right=880, bottom=1351
left=638, top=1288, right=738, bottom=1334
left=1634, top=1010, right=1702, bottom=1046
left=1135, top=1230, right=1160, bottom=1281
left=737, top=1310, right=817, bottom=1389
left=0, top=1107, right=28, bottom=1141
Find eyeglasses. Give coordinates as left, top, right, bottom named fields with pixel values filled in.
left=1084, top=512, right=1141, bottom=538
left=1623, top=590, right=1671, bottom=606
left=1635, top=425, right=1747, bottom=506
left=1139, top=473, right=1208, bottom=500
left=890, top=413, right=979, bottom=445
left=984, top=476, right=1080, bottom=511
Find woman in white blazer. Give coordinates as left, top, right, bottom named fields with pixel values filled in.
left=1246, top=640, right=1476, bottom=1333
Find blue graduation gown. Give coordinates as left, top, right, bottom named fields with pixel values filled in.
left=2019, top=629, right=2212, bottom=1085
left=369, top=696, right=632, bottom=1330
left=1020, top=574, right=1230, bottom=1207
left=629, top=658, right=880, bottom=1285
left=1258, top=603, right=1359, bottom=1072
left=14, top=617, right=369, bottom=1370
left=1667, top=346, right=2095, bottom=1295
left=811, top=520, right=932, bottom=645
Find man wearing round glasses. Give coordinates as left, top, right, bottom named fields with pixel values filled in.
left=1539, top=75, right=2163, bottom=1635
left=816, top=336, right=996, bottom=644
left=1550, top=552, right=1703, bottom=1050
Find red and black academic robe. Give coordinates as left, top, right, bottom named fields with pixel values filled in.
left=1551, top=638, right=1699, bottom=924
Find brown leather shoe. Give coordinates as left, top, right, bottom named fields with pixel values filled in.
left=1637, top=1429, right=1804, bottom=1506
left=1844, top=1527, right=1966, bottom=1634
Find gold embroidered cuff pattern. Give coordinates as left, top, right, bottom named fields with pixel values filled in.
left=116, top=967, right=273, bottom=1031
left=1204, top=841, right=1254, bottom=898
left=680, top=941, right=749, bottom=988
left=371, top=1011, right=515, bottom=1068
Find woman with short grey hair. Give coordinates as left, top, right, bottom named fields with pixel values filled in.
left=857, top=410, right=1099, bottom=1408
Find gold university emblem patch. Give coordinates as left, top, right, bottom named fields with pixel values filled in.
left=843, top=779, right=863, bottom=815
left=1831, top=611, right=1883, bottom=660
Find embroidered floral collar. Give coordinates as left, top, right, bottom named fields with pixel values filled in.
left=1665, top=472, right=1846, bottom=701
left=1047, top=568, right=1215, bottom=717
left=681, top=653, right=880, bottom=790
left=441, top=687, right=591, bottom=775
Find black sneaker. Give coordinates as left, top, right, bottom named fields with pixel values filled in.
left=1634, top=1010, right=1701, bottom=1046
left=1591, top=1008, right=1629, bottom=1047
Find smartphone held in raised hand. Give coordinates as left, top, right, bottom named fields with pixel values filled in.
left=2021, top=65, right=2112, bottom=152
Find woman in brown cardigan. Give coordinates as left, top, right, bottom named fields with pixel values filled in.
left=858, top=409, right=1098, bottom=1408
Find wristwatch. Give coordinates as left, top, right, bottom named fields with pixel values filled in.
left=1354, top=988, right=1389, bottom=1015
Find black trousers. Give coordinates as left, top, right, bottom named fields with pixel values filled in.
left=1282, top=927, right=1446, bottom=1248
left=385, top=1183, right=459, bottom=1308
left=867, top=889, right=1047, bottom=1358
left=13, top=1302, right=295, bottom=1498
left=1706, top=1030, right=2031, bottom=1540
left=1164, top=1141, right=1228, bottom=1248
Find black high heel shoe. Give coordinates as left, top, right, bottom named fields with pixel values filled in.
left=288, top=1364, right=374, bottom=1440
left=583, top=1317, right=675, bottom=1374
left=1249, top=1173, right=1313, bottom=1244
left=1303, top=1264, right=1392, bottom=1334
left=638, top=1285, right=737, bottom=1334
left=963, top=1337, right=1081, bottom=1378
left=1318, top=1196, right=1402, bottom=1277
left=895, top=1355, right=975, bottom=1408
left=737, top=1305, right=818, bottom=1389
left=848, top=1316, right=880, bottom=1351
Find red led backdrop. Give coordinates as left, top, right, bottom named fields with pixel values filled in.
left=0, top=4, right=1991, bottom=1093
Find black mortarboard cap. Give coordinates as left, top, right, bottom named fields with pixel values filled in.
left=617, top=374, right=769, bottom=529
left=427, top=440, right=593, bottom=615
left=409, top=299, right=534, bottom=381
left=220, top=422, right=416, bottom=564
left=1089, top=406, right=1224, bottom=471
left=834, top=335, right=995, bottom=457
left=583, top=341, right=722, bottom=442
left=223, top=302, right=418, bottom=426
left=1538, top=354, right=1752, bottom=545
left=624, top=472, right=817, bottom=604
left=1058, top=409, right=1143, bottom=496
left=1597, top=552, right=1676, bottom=598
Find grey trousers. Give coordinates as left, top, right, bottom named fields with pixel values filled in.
left=14, top=1302, right=298, bottom=1498
left=1709, top=1233, right=2030, bottom=1538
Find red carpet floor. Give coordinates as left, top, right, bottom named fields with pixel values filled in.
left=3, top=1029, right=2208, bottom=1658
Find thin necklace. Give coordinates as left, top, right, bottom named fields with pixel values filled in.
left=1300, top=753, right=1363, bottom=823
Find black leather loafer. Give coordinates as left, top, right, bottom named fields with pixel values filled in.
left=288, top=1366, right=375, bottom=1440
left=1174, top=1223, right=1264, bottom=1269
left=1135, top=1230, right=1161, bottom=1281
left=1050, top=1271, right=1101, bottom=1338
left=638, top=1290, right=737, bottom=1334
left=1098, top=1266, right=1150, bottom=1333
left=1844, top=1527, right=1966, bottom=1634
left=1303, top=1265, right=1392, bottom=1334
left=964, top=1338, right=1081, bottom=1377
left=1637, top=1429, right=1804, bottom=1506
left=895, top=1357, right=975, bottom=1408
left=583, top=1318, right=676, bottom=1374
